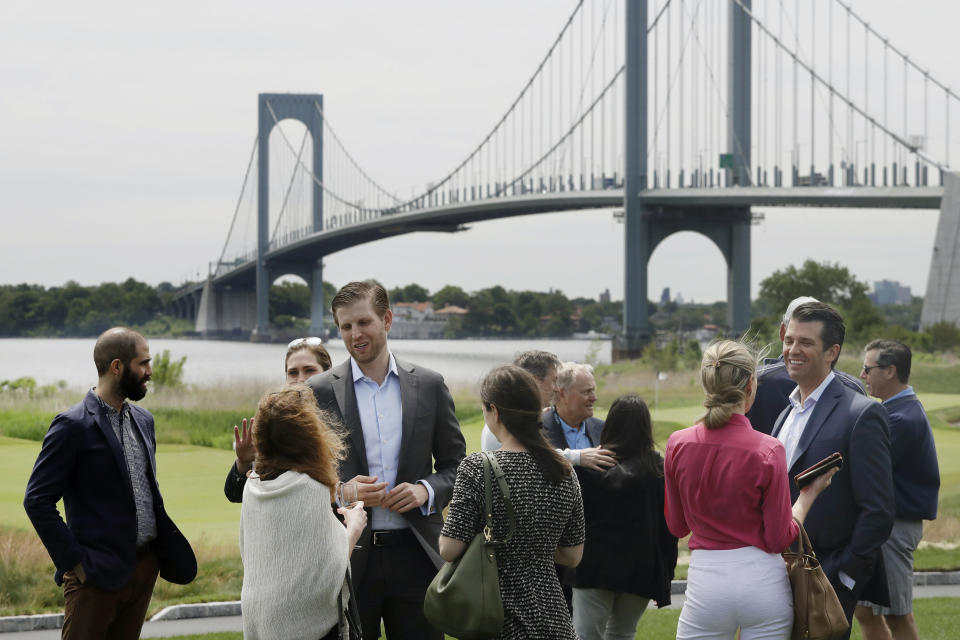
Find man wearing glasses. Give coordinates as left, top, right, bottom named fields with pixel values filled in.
left=855, top=340, right=940, bottom=640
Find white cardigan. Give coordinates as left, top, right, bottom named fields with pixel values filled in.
left=240, top=470, right=348, bottom=640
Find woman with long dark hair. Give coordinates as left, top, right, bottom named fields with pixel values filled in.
left=571, top=393, right=678, bottom=639
left=439, top=365, right=585, bottom=639
left=240, top=384, right=366, bottom=639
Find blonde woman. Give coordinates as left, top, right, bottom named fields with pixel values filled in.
left=240, top=384, right=366, bottom=640
left=664, top=340, right=837, bottom=640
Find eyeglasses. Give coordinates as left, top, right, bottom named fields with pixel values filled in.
left=287, top=337, right=323, bottom=350
left=861, top=363, right=889, bottom=374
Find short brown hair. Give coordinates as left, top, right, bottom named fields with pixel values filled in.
left=331, top=281, right=390, bottom=327
left=865, top=339, right=912, bottom=384
left=252, top=384, right=344, bottom=500
left=792, top=302, right=845, bottom=367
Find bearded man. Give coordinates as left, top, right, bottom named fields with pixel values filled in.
left=24, top=327, right=196, bottom=640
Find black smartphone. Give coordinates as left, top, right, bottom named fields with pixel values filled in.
left=794, top=452, right=844, bottom=489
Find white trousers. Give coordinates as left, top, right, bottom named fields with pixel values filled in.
left=572, top=587, right=650, bottom=640
left=677, top=546, right=793, bottom=640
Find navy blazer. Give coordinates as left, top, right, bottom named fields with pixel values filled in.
left=542, top=407, right=604, bottom=451
left=308, top=357, right=466, bottom=580
left=24, top=390, right=196, bottom=590
left=884, top=393, right=940, bottom=520
left=772, top=377, right=894, bottom=601
left=748, top=356, right=864, bottom=435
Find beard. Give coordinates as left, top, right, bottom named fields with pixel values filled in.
left=120, top=366, right=149, bottom=401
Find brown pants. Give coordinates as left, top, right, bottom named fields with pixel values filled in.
left=62, top=547, right=159, bottom=640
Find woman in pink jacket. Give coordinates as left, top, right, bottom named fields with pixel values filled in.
left=664, top=340, right=837, bottom=640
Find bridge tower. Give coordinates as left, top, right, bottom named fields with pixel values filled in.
left=921, top=172, right=960, bottom=328
left=618, top=0, right=752, bottom=359
left=254, top=93, right=326, bottom=338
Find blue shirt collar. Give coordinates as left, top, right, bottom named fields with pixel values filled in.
left=350, top=352, right=398, bottom=384
left=883, top=386, right=915, bottom=404
left=557, top=413, right=583, bottom=433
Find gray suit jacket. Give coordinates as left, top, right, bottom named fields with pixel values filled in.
left=308, top=357, right=466, bottom=580
left=772, top=376, right=894, bottom=603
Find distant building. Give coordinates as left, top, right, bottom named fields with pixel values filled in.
left=660, top=287, right=670, bottom=305
left=870, top=280, right=913, bottom=306
left=599, top=288, right=611, bottom=304
left=390, top=301, right=466, bottom=339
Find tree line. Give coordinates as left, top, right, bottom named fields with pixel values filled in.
left=1, top=261, right=957, bottom=352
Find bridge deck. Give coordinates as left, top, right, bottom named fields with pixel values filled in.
left=194, top=185, right=942, bottom=290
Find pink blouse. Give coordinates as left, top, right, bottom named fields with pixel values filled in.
left=664, top=413, right=798, bottom=553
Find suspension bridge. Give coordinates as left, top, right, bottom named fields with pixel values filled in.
left=170, top=0, right=960, bottom=356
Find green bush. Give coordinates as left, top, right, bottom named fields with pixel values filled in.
left=152, top=350, right=187, bottom=389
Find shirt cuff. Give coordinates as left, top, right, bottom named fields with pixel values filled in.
left=838, top=570, right=856, bottom=591
left=559, top=448, right=580, bottom=466
left=418, top=480, right=436, bottom=515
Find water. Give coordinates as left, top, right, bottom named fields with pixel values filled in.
left=0, top=337, right=611, bottom=390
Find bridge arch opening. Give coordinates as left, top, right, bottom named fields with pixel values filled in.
left=647, top=231, right=728, bottom=308
left=268, top=119, right=316, bottom=251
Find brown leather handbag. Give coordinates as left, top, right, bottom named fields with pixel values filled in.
left=782, top=518, right=849, bottom=640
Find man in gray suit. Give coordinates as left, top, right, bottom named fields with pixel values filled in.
left=772, top=302, right=894, bottom=636
left=308, top=281, right=465, bottom=640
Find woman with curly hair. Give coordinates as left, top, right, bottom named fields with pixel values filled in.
left=240, top=384, right=366, bottom=640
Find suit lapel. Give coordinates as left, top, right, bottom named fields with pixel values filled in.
left=790, top=378, right=843, bottom=472
left=332, top=362, right=368, bottom=476
left=85, top=392, right=133, bottom=495
left=396, top=359, right=419, bottom=483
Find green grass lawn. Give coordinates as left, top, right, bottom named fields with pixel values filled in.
left=2, top=390, right=959, bottom=617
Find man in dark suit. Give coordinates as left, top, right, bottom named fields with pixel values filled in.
left=542, top=362, right=605, bottom=460
left=748, top=296, right=864, bottom=434
left=771, top=303, right=895, bottom=634
left=24, top=327, right=196, bottom=640
left=308, top=281, right=465, bottom=639
left=854, top=339, right=939, bottom=640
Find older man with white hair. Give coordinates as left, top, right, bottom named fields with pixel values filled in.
left=746, top=296, right=864, bottom=434
left=543, top=362, right=613, bottom=469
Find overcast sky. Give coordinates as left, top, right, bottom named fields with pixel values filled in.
left=1, top=1, right=955, bottom=303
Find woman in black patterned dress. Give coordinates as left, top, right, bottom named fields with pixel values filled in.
left=439, top=365, right=585, bottom=640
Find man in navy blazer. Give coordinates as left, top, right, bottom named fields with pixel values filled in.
left=747, top=296, right=864, bottom=434
left=24, top=327, right=196, bottom=640
left=854, top=339, right=939, bottom=640
left=308, top=281, right=465, bottom=639
left=771, top=303, right=895, bottom=634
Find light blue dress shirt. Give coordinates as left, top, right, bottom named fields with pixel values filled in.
left=558, top=414, right=593, bottom=451
left=351, top=355, right=435, bottom=530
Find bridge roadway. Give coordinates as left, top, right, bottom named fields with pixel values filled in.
left=206, top=185, right=943, bottom=289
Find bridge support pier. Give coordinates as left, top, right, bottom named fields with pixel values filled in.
left=921, top=171, right=960, bottom=328
left=196, top=278, right=258, bottom=337
left=255, top=93, right=325, bottom=339
left=309, top=259, right=326, bottom=336
left=616, top=206, right=753, bottom=361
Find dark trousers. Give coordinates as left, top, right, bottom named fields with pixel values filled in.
left=62, top=546, right=159, bottom=640
left=356, top=530, right=442, bottom=640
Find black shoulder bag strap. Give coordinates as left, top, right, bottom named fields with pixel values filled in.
left=481, top=451, right=515, bottom=545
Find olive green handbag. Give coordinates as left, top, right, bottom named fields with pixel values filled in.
left=423, top=451, right=515, bottom=640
